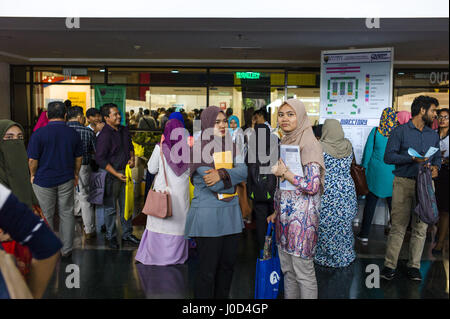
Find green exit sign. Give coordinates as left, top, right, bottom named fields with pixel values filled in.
left=236, top=72, right=261, bottom=79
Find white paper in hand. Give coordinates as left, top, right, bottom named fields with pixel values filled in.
left=408, top=147, right=439, bottom=159
left=279, top=145, right=303, bottom=191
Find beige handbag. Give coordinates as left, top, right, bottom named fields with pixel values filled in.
left=142, top=143, right=172, bottom=219
left=0, top=248, right=33, bottom=299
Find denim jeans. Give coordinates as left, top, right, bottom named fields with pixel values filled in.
left=359, top=192, right=392, bottom=238
left=95, top=205, right=105, bottom=233
left=100, top=171, right=132, bottom=241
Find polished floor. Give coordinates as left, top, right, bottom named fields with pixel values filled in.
left=43, top=211, right=449, bottom=299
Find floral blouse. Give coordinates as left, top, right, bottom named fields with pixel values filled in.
left=274, top=162, right=321, bottom=259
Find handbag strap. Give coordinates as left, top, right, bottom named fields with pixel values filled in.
left=373, top=127, right=377, bottom=152
left=148, top=142, right=169, bottom=191
left=159, top=142, right=169, bottom=189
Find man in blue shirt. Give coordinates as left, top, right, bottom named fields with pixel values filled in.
left=381, top=96, right=441, bottom=282
left=27, top=101, right=83, bottom=258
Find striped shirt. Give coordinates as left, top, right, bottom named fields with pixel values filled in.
left=67, top=121, right=96, bottom=165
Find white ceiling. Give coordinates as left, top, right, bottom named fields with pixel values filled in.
left=0, top=18, right=448, bottom=67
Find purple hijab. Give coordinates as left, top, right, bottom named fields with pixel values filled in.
left=161, top=119, right=190, bottom=176
left=189, top=106, right=237, bottom=179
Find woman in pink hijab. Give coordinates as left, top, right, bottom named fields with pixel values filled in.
left=396, top=111, right=412, bottom=125
left=33, top=111, right=49, bottom=132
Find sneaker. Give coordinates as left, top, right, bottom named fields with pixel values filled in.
left=406, top=267, right=422, bottom=281
left=380, top=266, right=396, bottom=280
left=107, top=238, right=119, bottom=249
left=122, top=234, right=140, bottom=245
left=61, top=251, right=73, bottom=261
left=356, top=236, right=368, bottom=243
left=85, top=232, right=97, bottom=240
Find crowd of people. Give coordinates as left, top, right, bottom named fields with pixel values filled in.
left=0, top=95, right=448, bottom=299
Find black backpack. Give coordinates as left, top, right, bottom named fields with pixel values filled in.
left=247, top=162, right=277, bottom=202
left=246, top=124, right=279, bottom=203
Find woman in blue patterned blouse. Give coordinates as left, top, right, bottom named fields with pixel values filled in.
left=314, top=119, right=358, bottom=268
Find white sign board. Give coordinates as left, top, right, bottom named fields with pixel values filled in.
left=320, top=48, right=394, bottom=164
left=320, top=48, right=393, bottom=119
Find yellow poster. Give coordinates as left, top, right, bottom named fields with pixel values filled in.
left=213, top=151, right=237, bottom=200
left=67, top=92, right=87, bottom=112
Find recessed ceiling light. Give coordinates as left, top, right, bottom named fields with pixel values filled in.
left=171, top=70, right=179, bottom=74
left=99, top=69, right=105, bottom=73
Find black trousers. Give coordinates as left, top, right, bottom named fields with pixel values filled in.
left=359, top=192, right=392, bottom=238
left=194, top=233, right=241, bottom=299
left=253, top=201, right=274, bottom=253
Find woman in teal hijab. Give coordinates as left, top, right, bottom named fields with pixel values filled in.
left=228, top=115, right=240, bottom=138
left=227, top=115, right=246, bottom=157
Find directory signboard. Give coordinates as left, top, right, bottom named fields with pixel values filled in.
left=319, top=48, right=394, bottom=164
left=320, top=48, right=393, bottom=120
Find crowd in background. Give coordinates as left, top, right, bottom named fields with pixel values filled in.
left=1, top=95, right=448, bottom=299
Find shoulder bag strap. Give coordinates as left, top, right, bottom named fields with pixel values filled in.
left=159, top=142, right=169, bottom=189
left=373, top=127, right=377, bottom=151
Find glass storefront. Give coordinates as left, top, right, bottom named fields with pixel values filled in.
left=10, top=65, right=449, bottom=140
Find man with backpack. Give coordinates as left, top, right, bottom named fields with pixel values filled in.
left=246, top=123, right=279, bottom=253
left=381, top=96, right=441, bottom=281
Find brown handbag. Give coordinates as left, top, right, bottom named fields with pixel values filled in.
left=350, top=152, right=369, bottom=196
left=237, top=182, right=252, bottom=219
left=142, top=143, right=172, bottom=219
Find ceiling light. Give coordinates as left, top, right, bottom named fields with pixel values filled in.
left=99, top=69, right=105, bottom=73
left=171, top=70, right=179, bottom=74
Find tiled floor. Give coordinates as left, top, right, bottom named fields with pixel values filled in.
left=43, top=212, right=449, bottom=299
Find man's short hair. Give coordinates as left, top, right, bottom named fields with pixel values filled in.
left=437, top=108, right=449, bottom=116
left=254, top=107, right=268, bottom=121
left=226, top=108, right=233, bottom=117
left=47, top=101, right=67, bottom=120
left=67, top=106, right=84, bottom=120
left=64, top=99, right=72, bottom=108
left=100, top=103, right=118, bottom=121
left=144, top=109, right=150, bottom=115
left=86, top=108, right=101, bottom=118
left=411, top=95, right=439, bottom=117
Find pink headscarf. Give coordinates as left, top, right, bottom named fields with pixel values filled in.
left=432, top=118, right=439, bottom=130
left=33, top=111, right=49, bottom=132
left=396, top=111, right=412, bottom=125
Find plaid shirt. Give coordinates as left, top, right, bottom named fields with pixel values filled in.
left=67, top=121, right=96, bottom=165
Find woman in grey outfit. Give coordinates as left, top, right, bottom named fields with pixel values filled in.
left=185, top=106, right=247, bottom=299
